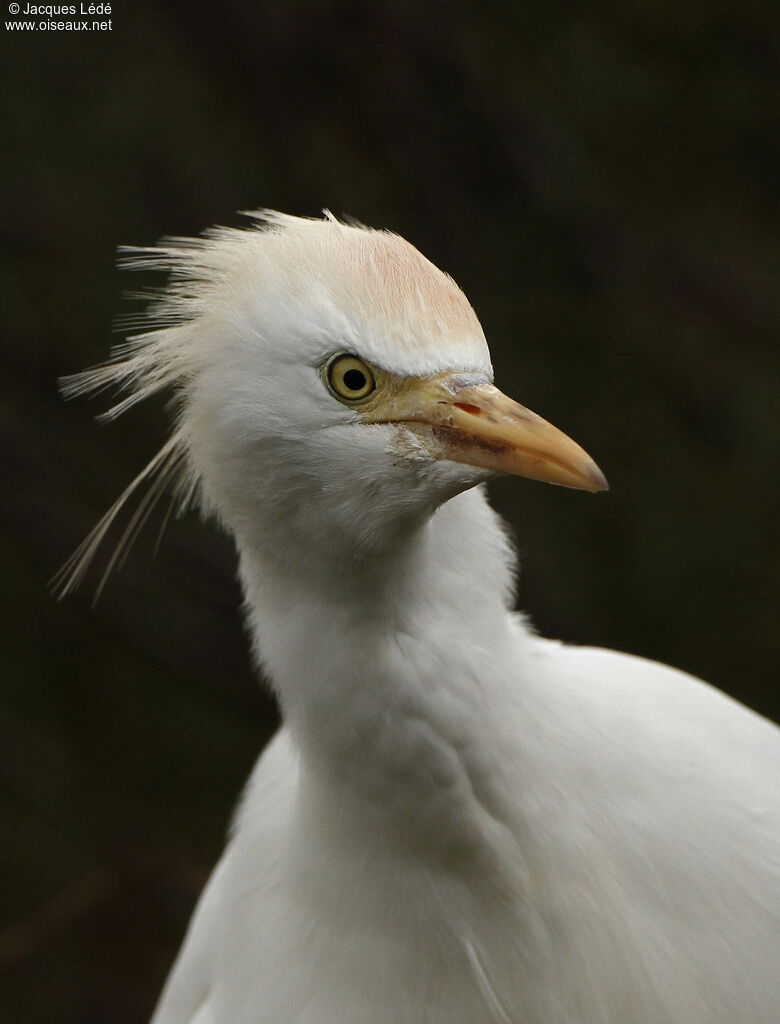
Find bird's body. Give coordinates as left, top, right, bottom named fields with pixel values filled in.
left=64, top=212, right=780, bottom=1023
left=152, top=486, right=780, bottom=1024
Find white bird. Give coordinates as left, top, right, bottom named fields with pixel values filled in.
left=62, top=211, right=780, bottom=1024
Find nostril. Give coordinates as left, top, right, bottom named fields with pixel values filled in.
left=453, top=402, right=483, bottom=416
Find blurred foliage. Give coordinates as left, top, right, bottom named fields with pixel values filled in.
left=1, top=0, right=778, bottom=1020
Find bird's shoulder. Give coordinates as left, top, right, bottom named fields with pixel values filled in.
left=535, top=637, right=779, bottom=757
left=524, top=637, right=780, bottom=867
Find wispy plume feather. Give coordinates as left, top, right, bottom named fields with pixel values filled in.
left=51, top=427, right=191, bottom=600
left=55, top=232, right=239, bottom=596
left=54, top=211, right=337, bottom=598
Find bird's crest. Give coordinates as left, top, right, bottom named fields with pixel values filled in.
left=54, top=210, right=332, bottom=598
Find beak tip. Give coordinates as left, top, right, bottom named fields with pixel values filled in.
left=585, top=463, right=609, bottom=493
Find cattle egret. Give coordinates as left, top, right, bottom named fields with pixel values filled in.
left=61, top=212, right=780, bottom=1023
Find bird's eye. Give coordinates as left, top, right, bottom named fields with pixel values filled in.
left=326, top=355, right=376, bottom=403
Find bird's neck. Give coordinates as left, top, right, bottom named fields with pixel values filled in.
left=236, top=486, right=529, bottom=853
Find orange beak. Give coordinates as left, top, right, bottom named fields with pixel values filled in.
left=362, top=372, right=608, bottom=493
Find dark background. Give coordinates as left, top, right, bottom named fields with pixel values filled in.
left=2, top=1, right=778, bottom=1021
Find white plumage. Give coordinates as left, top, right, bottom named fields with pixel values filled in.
left=64, top=212, right=780, bottom=1023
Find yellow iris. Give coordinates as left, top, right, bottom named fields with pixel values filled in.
left=326, top=354, right=376, bottom=403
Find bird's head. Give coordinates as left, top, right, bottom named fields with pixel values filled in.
left=59, top=211, right=606, bottom=591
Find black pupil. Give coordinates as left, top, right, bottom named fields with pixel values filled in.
left=343, top=368, right=367, bottom=392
